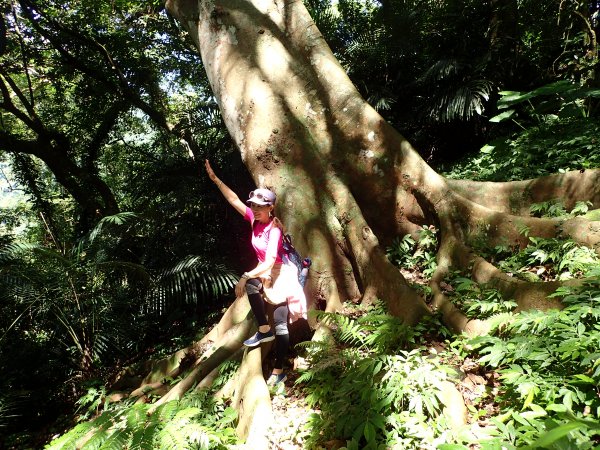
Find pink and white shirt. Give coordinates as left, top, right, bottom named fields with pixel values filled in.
left=243, top=206, right=307, bottom=322
left=244, top=207, right=283, bottom=263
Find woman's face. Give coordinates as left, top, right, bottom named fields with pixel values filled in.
left=250, top=202, right=273, bottom=223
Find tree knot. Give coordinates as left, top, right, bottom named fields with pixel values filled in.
left=210, top=6, right=229, bottom=22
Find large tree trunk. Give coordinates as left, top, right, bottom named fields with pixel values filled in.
left=165, top=0, right=599, bottom=318
left=166, top=0, right=435, bottom=324
left=119, top=0, right=600, bottom=444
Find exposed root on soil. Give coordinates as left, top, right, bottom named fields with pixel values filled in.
left=428, top=184, right=599, bottom=336
left=446, top=169, right=600, bottom=214
left=339, top=199, right=429, bottom=325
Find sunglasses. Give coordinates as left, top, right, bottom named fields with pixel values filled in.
left=248, top=191, right=272, bottom=203
left=249, top=202, right=269, bottom=209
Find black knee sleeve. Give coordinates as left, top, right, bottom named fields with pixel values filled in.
left=245, top=278, right=262, bottom=295
left=246, top=278, right=268, bottom=327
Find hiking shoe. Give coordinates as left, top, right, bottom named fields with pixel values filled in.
left=243, top=330, right=275, bottom=347
left=266, top=373, right=287, bottom=386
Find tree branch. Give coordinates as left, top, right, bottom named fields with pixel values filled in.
left=86, top=102, right=126, bottom=170
left=11, top=3, right=36, bottom=108
left=19, top=0, right=175, bottom=134
left=0, top=73, right=40, bottom=132
left=0, top=132, right=41, bottom=154
left=0, top=68, right=40, bottom=127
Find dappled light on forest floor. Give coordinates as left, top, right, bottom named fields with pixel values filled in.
left=267, top=373, right=316, bottom=449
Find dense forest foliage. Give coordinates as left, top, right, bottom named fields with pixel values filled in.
left=1, top=0, right=599, bottom=448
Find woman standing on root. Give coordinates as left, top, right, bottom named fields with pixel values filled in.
left=205, top=160, right=307, bottom=386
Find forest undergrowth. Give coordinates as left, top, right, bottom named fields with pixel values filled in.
left=42, top=220, right=600, bottom=449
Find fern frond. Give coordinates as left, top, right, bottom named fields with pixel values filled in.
left=158, top=422, right=190, bottom=450
left=97, top=429, right=129, bottom=450
left=360, top=314, right=413, bottom=352
left=172, top=406, right=202, bottom=422
left=295, top=370, right=315, bottom=384
left=153, top=400, right=179, bottom=424
left=183, top=423, right=212, bottom=448
left=295, top=340, right=331, bottom=352
left=130, top=424, right=158, bottom=450
left=336, top=315, right=366, bottom=346
left=126, top=404, right=151, bottom=429
left=313, top=349, right=356, bottom=373
left=45, top=422, right=95, bottom=450
left=313, top=310, right=368, bottom=347
left=80, top=428, right=109, bottom=449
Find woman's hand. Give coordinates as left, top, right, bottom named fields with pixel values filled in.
left=235, top=277, right=247, bottom=298
left=205, top=159, right=218, bottom=182
left=205, top=159, right=246, bottom=216
left=260, top=274, right=272, bottom=289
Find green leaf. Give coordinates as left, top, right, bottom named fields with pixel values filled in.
left=523, top=388, right=535, bottom=409
left=545, top=403, right=568, bottom=413
left=489, top=109, right=515, bottom=122
left=521, top=421, right=587, bottom=449
left=369, top=413, right=386, bottom=431
left=438, top=445, right=470, bottom=450
left=363, top=421, right=376, bottom=443
left=572, top=374, right=595, bottom=384
left=352, top=422, right=365, bottom=442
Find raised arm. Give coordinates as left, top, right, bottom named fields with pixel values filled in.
left=205, top=159, right=246, bottom=216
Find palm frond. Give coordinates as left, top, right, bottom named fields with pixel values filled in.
left=72, top=212, right=138, bottom=261
left=305, top=0, right=340, bottom=41
left=0, top=394, right=19, bottom=429
left=420, top=58, right=463, bottom=83
left=0, top=242, right=70, bottom=266
left=0, top=229, right=151, bottom=366
left=417, top=56, right=496, bottom=122
left=427, top=79, right=495, bottom=122
left=145, top=256, right=237, bottom=313
left=95, top=261, right=151, bottom=286
left=345, top=27, right=388, bottom=61
left=366, top=86, right=397, bottom=111
left=87, top=212, right=138, bottom=245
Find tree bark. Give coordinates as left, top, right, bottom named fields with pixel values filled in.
left=165, top=0, right=436, bottom=324
left=155, top=0, right=600, bottom=442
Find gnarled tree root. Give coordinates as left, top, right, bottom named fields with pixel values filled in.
left=446, top=169, right=600, bottom=215
left=230, top=347, right=273, bottom=448
left=113, top=295, right=253, bottom=395
left=147, top=318, right=253, bottom=413
left=112, top=292, right=281, bottom=445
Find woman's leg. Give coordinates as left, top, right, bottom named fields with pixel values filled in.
left=245, top=278, right=269, bottom=331
left=272, top=302, right=289, bottom=372
left=243, top=279, right=275, bottom=347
